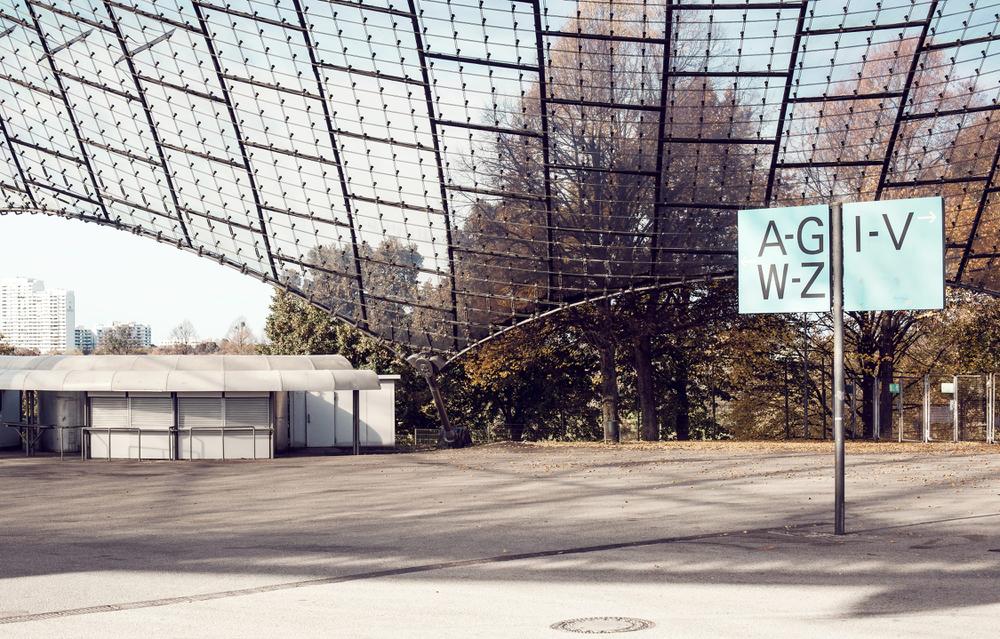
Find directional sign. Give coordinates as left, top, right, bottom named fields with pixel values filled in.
left=842, top=196, right=944, bottom=312
left=738, top=205, right=831, bottom=313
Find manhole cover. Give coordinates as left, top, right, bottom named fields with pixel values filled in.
left=550, top=617, right=655, bottom=634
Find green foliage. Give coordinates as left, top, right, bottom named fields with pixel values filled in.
left=95, top=325, right=146, bottom=355
left=939, top=291, right=1000, bottom=373
left=263, top=292, right=341, bottom=355
left=263, top=290, right=434, bottom=433
left=452, top=320, right=600, bottom=441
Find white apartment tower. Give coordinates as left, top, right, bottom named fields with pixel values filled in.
left=0, top=277, right=75, bottom=353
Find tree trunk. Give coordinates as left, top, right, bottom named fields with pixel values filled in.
left=633, top=333, right=658, bottom=441
left=877, top=363, right=894, bottom=439
left=860, top=372, right=875, bottom=439
left=598, top=340, right=620, bottom=443
left=507, top=420, right=524, bottom=442
left=674, top=357, right=691, bottom=440
left=877, top=314, right=897, bottom=440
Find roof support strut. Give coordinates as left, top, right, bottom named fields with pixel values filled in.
left=763, top=1, right=809, bottom=206
left=526, top=0, right=557, bottom=301
left=191, top=1, right=279, bottom=280
left=650, top=0, right=676, bottom=273
left=102, top=1, right=192, bottom=248
left=956, top=138, right=1000, bottom=281
left=25, top=1, right=112, bottom=221
left=874, top=1, right=939, bottom=200
left=406, top=0, right=461, bottom=352
left=290, top=0, right=370, bottom=331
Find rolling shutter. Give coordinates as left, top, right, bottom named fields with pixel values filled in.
left=90, top=397, right=127, bottom=428
left=177, top=397, right=223, bottom=431
left=129, top=397, right=173, bottom=430
left=224, top=397, right=270, bottom=430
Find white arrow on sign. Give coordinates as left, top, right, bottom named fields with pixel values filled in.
left=918, top=210, right=936, bottom=223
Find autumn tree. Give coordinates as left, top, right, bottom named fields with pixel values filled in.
left=220, top=318, right=258, bottom=354
left=0, top=333, right=13, bottom=356
left=168, top=320, right=198, bottom=353
left=452, top=5, right=756, bottom=441
left=774, top=38, right=1000, bottom=437
left=459, top=320, right=598, bottom=441
left=96, top=324, right=144, bottom=355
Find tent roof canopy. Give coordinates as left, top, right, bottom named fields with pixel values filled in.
left=0, top=355, right=380, bottom=393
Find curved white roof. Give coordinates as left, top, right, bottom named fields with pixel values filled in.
left=0, top=355, right=380, bottom=392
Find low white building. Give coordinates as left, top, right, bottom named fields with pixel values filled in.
left=0, top=355, right=397, bottom=459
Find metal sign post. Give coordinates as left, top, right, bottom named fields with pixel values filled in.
left=831, top=202, right=845, bottom=535
left=739, top=196, right=944, bottom=536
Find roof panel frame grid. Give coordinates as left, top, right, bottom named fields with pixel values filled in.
left=0, top=0, right=998, bottom=360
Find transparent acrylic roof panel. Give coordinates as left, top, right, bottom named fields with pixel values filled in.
left=0, top=0, right=997, bottom=358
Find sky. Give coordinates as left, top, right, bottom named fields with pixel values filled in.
left=0, top=214, right=273, bottom=345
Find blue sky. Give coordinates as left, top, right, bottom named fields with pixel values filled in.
left=0, top=214, right=273, bottom=344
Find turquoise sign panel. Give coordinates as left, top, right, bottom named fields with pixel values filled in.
left=842, top=197, right=944, bottom=312
left=738, top=205, right=831, bottom=314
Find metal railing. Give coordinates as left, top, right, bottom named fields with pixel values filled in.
left=1, top=422, right=84, bottom=459
left=82, top=426, right=171, bottom=461
left=81, top=426, right=273, bottom=461
left=180, top=426, right=273, bottom=461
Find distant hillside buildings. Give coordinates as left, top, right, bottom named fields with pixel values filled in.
left=0, top=277, right=75, bottom=353
left=74, top=327, right=96, bottom=354
left=75, top=322, right=153, bottom=354
left=0, top=277, right=154, bottom=355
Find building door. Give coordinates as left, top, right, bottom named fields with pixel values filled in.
left=305, top=391, right=338, bottom=447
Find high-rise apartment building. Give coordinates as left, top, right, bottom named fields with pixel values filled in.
left=0, top=277, right=75, bottom=353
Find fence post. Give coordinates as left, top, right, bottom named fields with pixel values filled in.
left=873, top=378, right=880, bottom=441
left=923, top=375, right=930, bottom=442
left=898, top=380, right=903, bottom=443
left=850, top=381, right=857, bottom=438
left=986, top=373, right=994, bottom=444
left=953, top=375, right=960, bottom=443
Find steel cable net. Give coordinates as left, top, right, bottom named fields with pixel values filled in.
left=0, top=0, right=998, bottom=358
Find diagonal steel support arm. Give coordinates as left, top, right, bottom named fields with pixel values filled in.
left=406, top=0, right=461, bottom=352
left=956, top=139, right=1000, bottom=281
left=25, top=1, right=111, bottom=221
left=0, top=112, right=38, bottom=209
left=524, top=0, right=556, bottom=301
left=102, top=1, right=191, bottom=248
left=191, top=1, right=279, bottom=280
left=763, top=1, right=809, bottom=206
left=874, top=1, right=939, bottom=200
left=650, top=0, right=676, bottom=272
left=406, top=354, right=470, bottom=447
left=290, top=0, right=369, bottom=331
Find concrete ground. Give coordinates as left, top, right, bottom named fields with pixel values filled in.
left=0, top=441, right=998, bottom=638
